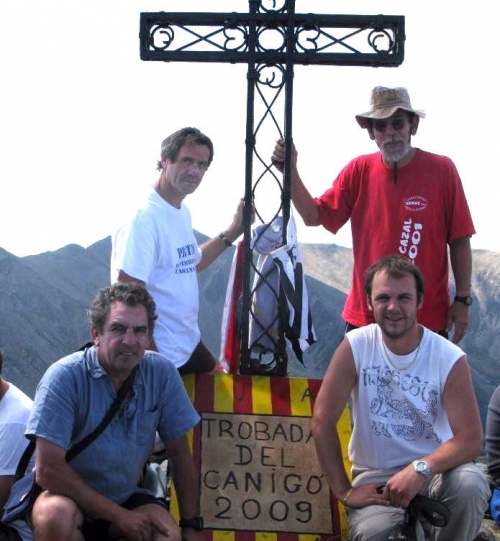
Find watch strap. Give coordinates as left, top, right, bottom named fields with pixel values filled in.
left=218, top=233, right=233, bottom=247
left=454, top=295, right=473, bottom=306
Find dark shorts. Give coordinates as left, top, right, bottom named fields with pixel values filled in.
left=178, top=340, right=216, bottom=375
left=0, top=522, right=22, bottom=541
left=82, top=492, right=168, bottom=541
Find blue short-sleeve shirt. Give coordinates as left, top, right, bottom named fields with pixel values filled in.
left=26, top=347, right=199, bottom=504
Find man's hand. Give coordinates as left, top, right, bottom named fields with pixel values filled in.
left=198, top=198, right=255, bottom=271
left=271, top=138, right=298, bottom=174
left=447, top=301, right=470, bottom=343
left=341, top=484, right=390, bottom=509
left=181, top=528, right=205, bottom=541
left=382, top=465, right=425, bottom=509
left=225, top=198, right=255, bottom=242
left=112, top=507, right=170, bottom=541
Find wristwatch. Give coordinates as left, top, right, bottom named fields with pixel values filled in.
left=454, top=295, right=473, bottom=306
left=179, top=516, right=204, bottom=530
left=412, top=460, right=432, bottom=478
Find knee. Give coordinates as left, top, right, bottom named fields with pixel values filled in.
left=349, top=506, right=405, bottom=541
left=439, top=464, right=491, bottom=515
left=351, top=523, right=404, bottom=541
left=32, top=492, right=83, bottom=541
left=450, top=464, right=490, bottom=501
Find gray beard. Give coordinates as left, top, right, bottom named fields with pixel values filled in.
left=380, top=139, right=412, bottom=164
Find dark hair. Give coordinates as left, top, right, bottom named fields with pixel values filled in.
left=364, top=254, right=425, bottom=302
left=156, top=127, right=214, bottom=171
left=88, top=283, right=157, bottom=334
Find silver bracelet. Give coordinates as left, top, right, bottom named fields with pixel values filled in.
left=341, top=486, right=354, bottom=506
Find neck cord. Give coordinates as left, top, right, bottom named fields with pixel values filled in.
left=393, top=161, right=398, bottom=184
left=381, top=326, right=423, bottom=371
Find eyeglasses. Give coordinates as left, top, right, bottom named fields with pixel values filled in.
left=176, top=156, right=209, bottom=171
left=373, top=118, right=407, bottom=132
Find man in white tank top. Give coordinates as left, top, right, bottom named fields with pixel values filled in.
left=312, top=255, right=490, bottom=541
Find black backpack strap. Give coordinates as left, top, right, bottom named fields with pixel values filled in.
left=13, top=440, right=36, bottom=482
left=408, top=493, right=451, bottom=528
left=14, top=365, right=137, bottom=478
left=67, top=366, right=137, bottom=460
left=77, top=341, right=94, bottom=351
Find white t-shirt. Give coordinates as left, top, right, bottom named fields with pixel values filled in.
left=111, top=189, right=202, bottom=368
left=346, top=324, right=464, bottom=471
left=0, top=384, right=33, bottom=475
left=0, top=383, right=34, bottom=541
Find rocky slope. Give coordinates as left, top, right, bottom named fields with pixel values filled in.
left=1, top=237, right=499, bottom=425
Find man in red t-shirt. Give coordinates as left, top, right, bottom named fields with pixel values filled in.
left=271, top=86, right=474, bottom=343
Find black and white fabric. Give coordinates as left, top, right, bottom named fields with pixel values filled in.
left=248, top=215, right=316, bottom=372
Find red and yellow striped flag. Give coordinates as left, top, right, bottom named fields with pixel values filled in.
left=173, top=373, right=351, bottom=541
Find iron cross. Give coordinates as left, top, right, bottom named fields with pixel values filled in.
left=139, top=0, right=405, bottom=375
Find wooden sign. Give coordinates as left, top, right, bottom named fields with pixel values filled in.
left=175, top=373, right=352, bottom=541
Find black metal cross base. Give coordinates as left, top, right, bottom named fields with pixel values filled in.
left=140, top=0, right=405, bottom=375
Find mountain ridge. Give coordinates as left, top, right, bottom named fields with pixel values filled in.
left=1, top=235, right=499, bottom=424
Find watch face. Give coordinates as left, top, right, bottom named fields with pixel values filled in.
left=414, top=460, right=431, bottom=477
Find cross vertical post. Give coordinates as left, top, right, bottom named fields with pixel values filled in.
left=140, top=0, right=405, bottom=375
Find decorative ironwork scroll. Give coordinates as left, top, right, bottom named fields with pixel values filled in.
left=140, top=1, right=405, bottom=376
left=140, top=7, right=404, bottom=66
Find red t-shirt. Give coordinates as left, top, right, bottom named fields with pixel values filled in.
left=316, top=149, right=475, bottom=331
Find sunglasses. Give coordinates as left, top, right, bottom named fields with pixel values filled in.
left=373, top=118, right=407, bottom=132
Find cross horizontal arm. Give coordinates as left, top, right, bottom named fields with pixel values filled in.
left=140, top=12, right=405, bottom=67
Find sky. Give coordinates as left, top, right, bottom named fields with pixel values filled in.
left=1, top=0, right=498, bottom=257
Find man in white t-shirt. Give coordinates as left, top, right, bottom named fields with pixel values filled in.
left=311, top=255, right=489, bottom=541
left=111, top=127, right=250, bottom=374
left=0, top=351, right=34, bottom=541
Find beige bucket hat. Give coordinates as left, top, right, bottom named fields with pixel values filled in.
left=355, top=86, right=426, bottom=129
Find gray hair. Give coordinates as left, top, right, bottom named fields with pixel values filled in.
left=88, top=283, right=157, bottom=334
